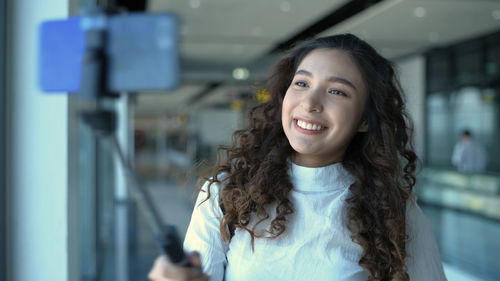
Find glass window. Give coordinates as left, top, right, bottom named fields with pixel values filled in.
left=0, top=0, right=6, bottom=279
left=427, top=50, right=451, bottom=93
left=77, top=104, right=118, bottom=281
left=479, top=86, right=500, bottom=171
left=455, top=41, right=482, bottom=85
left=426, top=87, right=500, bottom=171
left=485, top=34, right=500, bottom=78
left=426, top=92, right=453, bottom=167
left=78, top=120, right=98, bottom=281
left=426, top=32, right=500, bottom=173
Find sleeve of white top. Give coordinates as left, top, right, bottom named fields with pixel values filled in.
left=183, top=180, right=229, bottom=281
left=405, top=196, right=448, bottom=281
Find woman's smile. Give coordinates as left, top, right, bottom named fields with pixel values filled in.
left=294, top=118, right=328, bottom=134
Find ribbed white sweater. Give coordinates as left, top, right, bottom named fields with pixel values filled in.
left=184, top=161, right=447, bottom=281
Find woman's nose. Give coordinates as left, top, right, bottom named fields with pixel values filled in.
left=301, top=88, right=323, bottom=112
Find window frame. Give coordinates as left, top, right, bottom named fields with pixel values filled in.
left=0, top=0, right=7, bottom=279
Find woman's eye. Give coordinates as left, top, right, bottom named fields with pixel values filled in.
left=329, top=89, right=347, bottom=96
left=295, top=81, right=308, bottom=88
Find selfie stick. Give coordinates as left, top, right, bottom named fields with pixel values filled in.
left=79, top=8, right=190, bottom=266
left=112, top=131, right=189, bottom=266
left=83, top=112, right=189, bottom=265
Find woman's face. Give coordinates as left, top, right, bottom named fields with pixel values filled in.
left=281, top=48, right=368, bottom=167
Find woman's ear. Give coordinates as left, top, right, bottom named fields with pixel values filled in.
left=357, top=119, right=368, bottom=132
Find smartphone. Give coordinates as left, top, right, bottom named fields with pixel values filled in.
left=38, top=13, right=179, bottom=94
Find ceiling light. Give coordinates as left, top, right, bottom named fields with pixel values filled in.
left=189, top=0, right=200, bottom=9
left=492, top=10, right=500, bottom=20
left=233, top=68, right=250, bottom=80
left=280, top=1, right=291, bottom=12
left=413, top=7, right=426, bottom=18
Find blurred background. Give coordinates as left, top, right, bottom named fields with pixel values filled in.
left=2, top=0, right=500, bottom=280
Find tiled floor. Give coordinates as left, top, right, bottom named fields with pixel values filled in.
left=421, top=203, right=500, bottom=281
left=442, top=263, right=486, bottom=281
left=129, top=181, right=500, bottom=281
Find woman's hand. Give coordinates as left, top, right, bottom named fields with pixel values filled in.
left=148, top=252, right=209, bottom=281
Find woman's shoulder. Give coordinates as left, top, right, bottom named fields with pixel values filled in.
left=405, top=194, right=431, bottom=232
left=194, top=172, right=231, bottom=216
left=405, top=194, right=441, bottom=253
left=200, top=172, right=230, bottom=194
left=405, top=195, right=448, bottom=280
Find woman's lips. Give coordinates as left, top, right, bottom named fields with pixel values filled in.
left=294, top=118, right=328, bottom=134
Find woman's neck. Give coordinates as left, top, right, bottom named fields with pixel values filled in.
left=291, top=153, right=344, bottom=168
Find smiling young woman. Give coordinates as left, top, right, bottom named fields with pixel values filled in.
left=148, top=34, right=447, bottom=281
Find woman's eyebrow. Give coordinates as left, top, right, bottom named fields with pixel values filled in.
left=295, top=69, right=357, bottom=90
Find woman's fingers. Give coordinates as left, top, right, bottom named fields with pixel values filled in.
left=148, top=256, right=169, bottom=281
left=187, top=252, right=202, bottom=267
left=148, top=254, right=208, bottom=281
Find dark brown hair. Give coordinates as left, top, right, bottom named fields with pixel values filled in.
left=201, top=34, right=417, bottom=281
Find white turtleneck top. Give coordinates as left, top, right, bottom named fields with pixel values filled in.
left=183, top=162, right=447, bottom=281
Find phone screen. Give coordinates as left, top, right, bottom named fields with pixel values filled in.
left=39, top=13, right=179, bottom=94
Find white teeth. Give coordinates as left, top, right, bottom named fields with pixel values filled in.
left=296, top=120, right=324, bottom=131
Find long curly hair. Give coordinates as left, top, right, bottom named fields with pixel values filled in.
left=200, top=34, right=417, bottom=281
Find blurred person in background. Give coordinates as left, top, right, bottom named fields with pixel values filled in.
left=148, top=34, right=447, bottom=281
left=452, top=130, right=487, bottom=173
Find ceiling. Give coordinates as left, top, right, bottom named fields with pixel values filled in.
left=136, top=0, right=500, bottom=114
